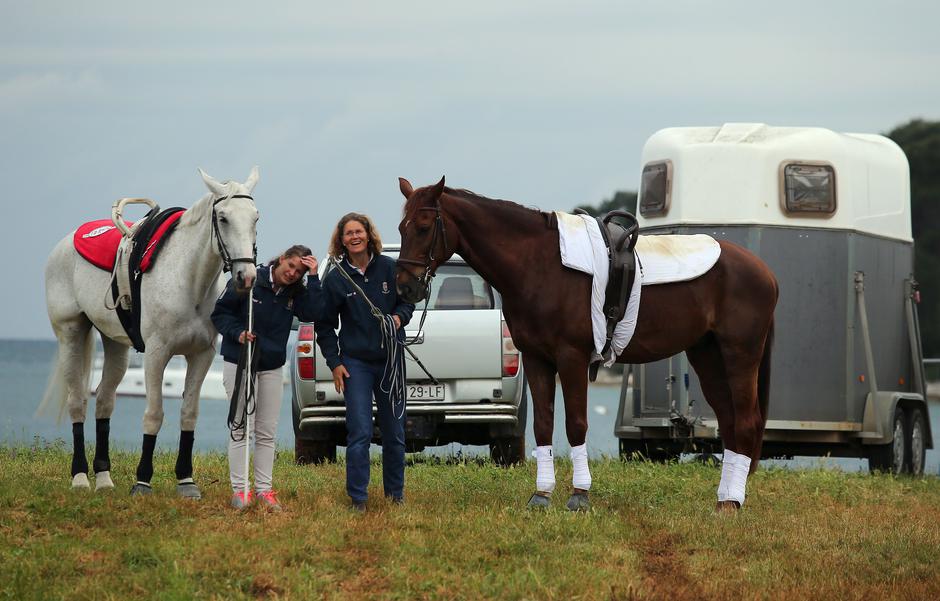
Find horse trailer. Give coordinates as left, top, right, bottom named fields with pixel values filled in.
left=614, top=123, right=933, bottom=475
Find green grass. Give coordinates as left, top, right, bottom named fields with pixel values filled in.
left=2, top=442, right=940, bottom=600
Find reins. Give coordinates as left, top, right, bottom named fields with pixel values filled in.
left=227, top=286, right=259, bottom=450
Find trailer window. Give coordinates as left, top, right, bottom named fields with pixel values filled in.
left=639, top=161, right=672, bottom=217
left=781, top=163, right=836, bottom=214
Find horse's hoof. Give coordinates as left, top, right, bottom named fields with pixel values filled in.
left=527, top=492, right=551, bottom=509
left=566, top=491, right=590, bottom=512
left=130, top=482, right=153, bottom=496
left=71, top=473, right=90, bottom=490
left=177, top=482, right=202, bottom=500
left=715, top=500, right=741, bottom=513
left=95, top=471, right=114, bottom=491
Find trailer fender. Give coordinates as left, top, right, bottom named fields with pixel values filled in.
left=861, top=391, right=933, bottom=448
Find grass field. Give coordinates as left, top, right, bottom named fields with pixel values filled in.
left=2, top=442, right=939, bottom=601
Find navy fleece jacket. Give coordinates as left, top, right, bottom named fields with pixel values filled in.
left=315, top=254, right=415, bottom=370
left=212, top=265, right=322, bottom=371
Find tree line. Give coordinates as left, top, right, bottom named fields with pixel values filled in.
left=576, top=119, right=940, bottom=355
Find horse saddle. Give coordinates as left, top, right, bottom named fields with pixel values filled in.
left=573, top=209, right=639, bottom=382
left=73, top=206, right=185, bottom=351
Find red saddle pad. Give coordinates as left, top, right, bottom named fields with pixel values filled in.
left=73, top=211, right=184, bottom=272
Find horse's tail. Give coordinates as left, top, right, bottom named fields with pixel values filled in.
left=751, top=317, right=774, bottom=472
left=36, top=329, right=95, bottom=423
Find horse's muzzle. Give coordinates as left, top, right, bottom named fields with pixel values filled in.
left=396, top=277, right=428, bottom=304
left=234, top=265, right=257, bottom=291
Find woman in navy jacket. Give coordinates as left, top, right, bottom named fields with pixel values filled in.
left=315, top=213, right=414, bottom=512
left=212, top=244, right=321, bottom=511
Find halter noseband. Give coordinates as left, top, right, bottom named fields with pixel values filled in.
left=212, top=194, right=257, bottom=273
left=395, top=204, right=448, bottom=293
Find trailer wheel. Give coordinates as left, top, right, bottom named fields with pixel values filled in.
left=295, top=438, right=337, bottom=465
left=907, top=408, right=927, bottom=477
left=619, top=439, right=679, bottom=463
left=867, top=407, right=907, bottom=475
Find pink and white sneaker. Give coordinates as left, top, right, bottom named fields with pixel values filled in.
left=231, top=490, right=254, bottom=511
left=257, top=490, right=283, bottom=512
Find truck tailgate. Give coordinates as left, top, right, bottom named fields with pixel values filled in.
left=404, top=308, right=502, bottom=379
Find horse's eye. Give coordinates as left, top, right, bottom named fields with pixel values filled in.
left=219, top=216, right=228, bottom=224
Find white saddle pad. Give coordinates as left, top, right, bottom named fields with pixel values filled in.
left=636, top=234, right=721, bottom=285
left=555, top=211, right=721, bottom=363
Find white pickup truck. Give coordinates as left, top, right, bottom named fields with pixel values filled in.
left=289, top=245, right=528, bottom=464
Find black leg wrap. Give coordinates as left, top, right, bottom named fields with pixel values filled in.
left=93, top=418, right=111, bottom=474
left=175, top=431, right=195, bottom=480
left=136, top=433, right=157, bottom=483
left=71, top=422, right=88, bottom=477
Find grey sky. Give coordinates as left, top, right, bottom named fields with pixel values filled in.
left=3, top=1, right=939, bottom=339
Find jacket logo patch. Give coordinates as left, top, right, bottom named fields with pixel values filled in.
left=382, top=281, right=389, bottom=294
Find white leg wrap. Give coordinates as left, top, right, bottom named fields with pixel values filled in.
left=570, top=444, right=591, bottom=490
left=717, top=449, right=751, bottom=505
left=534, top=445, right=555, bottom=494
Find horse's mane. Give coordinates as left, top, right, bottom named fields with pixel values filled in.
left=405, top=184, right=552, bottom=227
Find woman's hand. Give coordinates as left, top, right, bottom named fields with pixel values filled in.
left=300, top=254, right=318, bottom=274
left=238, top=330, right=257, bottom=344
left=332, top=364, right=350, bottom=393
left=392, top=315, right=401, bottom=330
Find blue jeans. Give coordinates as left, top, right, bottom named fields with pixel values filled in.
left=343, top=355, right=406, bottom=502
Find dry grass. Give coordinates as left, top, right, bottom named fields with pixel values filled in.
left=1, top=442, right=939, bottom=600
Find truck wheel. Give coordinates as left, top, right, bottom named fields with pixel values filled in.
left=295, top=438, right=337, bottom=465
left=868, top=407, right=907, bottom=475
left=491, top=387, right=527, bottom=466
left=907, top=407, right=926, bottom=477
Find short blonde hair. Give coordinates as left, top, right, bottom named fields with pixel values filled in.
left=328, top=213, right=383, bottom=258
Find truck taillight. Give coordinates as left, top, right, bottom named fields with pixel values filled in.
left=297, top=324, right=316, bottom=379
left=502, top=319, right=520, bottom=377
left=298, top=357, right=315, bottom=379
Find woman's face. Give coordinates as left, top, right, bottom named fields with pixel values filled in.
left=342, top=220, right=369, bottom=255
left=273, top=255, right=306, bottom=286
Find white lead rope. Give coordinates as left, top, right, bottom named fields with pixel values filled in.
left=243, top=286, right=255, bottom=500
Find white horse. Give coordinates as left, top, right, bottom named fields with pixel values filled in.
left=43, top=168, right=260, bottom=497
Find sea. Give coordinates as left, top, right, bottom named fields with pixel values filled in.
left=4, top=339, right=940, bottom=475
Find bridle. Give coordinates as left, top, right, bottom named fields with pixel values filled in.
left=211, top=194, right=257, bottom=272
left=395, top=203, right=448, bottom=295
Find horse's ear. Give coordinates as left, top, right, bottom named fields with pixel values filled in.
left=198, top=168, right=226, bottom=196
left=244, top=166, right=260, bottom=194
left=399, top=178, right=414, bottom=199
left=430, top=176, right=446, bottom=201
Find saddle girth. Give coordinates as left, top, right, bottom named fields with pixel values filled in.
left=574, top=209, right=640, bottom=381
left=110, top=206, right=186, bottom=352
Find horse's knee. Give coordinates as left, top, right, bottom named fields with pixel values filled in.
left=142, top=410, right=164, bottom=435
left=94, top=396, right=115, bottom=419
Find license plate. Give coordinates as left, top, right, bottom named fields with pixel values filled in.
left=407, top=383, right=445, bottom=401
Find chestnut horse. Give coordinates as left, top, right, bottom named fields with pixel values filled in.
left=395, top=177, right=778, bottom=511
